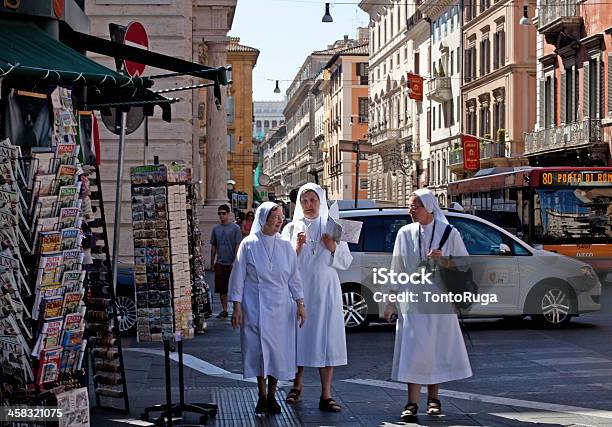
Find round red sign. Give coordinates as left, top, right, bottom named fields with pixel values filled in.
left=124, top=22, right=149, bottom=77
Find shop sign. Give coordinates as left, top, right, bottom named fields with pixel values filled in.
left=461, top=134, right=480, bottom=172
left=407, top=73, right=423, bottom=101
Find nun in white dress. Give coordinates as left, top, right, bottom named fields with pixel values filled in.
left=228, top=202, right=306, bottom=415
left=281, top=183, right=353, bottom=412
left=384, top=189, right=472, bottom=421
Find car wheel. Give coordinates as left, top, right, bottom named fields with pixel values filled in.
left=116, top=296, right=137, bottom=334
left=342, top=285, right=371, bottom=331
left=530, top=286, right=574, bottom=328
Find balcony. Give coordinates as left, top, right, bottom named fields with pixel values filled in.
left=370, top=127, right=400, bottom=146
left=406, top=10, right=425, bottom=33
left=524, top=119, right=602, bottom=156
left=426, top=76, right=452, bottom=103
left=537, top=2, right=582, bottom=47
left=449, top=142, right=512, bottom=173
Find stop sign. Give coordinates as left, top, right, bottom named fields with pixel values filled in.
left=123, top=22, right=148, bottom=77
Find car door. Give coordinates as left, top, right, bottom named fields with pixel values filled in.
left=447, top=217, right=522, bottom=315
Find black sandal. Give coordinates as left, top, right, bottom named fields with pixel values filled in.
left=255, top=395, right=267, bottom=414
left=426, top=397, right=442, bottom=415
left=267, top=396, right=282, bottom=415
left=319, top=397, right=342, bottom=412
left=401, top=402, right=418, bottom=422
left=285, top=388, right=302, bottom=404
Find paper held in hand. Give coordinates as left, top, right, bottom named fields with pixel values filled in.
left=336, top=219, right=363, bottom=244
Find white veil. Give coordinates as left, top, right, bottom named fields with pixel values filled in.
left=412, top=188, right=449, bottom=225
left=251, top=201, right=279, bottom=235
left=292, top=183, right=329, bottom=225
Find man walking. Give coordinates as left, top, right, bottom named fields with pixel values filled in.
left=210, top=204, right=242, bottom=318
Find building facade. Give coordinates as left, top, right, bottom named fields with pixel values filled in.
left=319, top=42, right=370, bottom=201
left=524, top=0, right=611, bottom=166
left=420, top=0, right=463, bottom=205
left=226, top=37, right=259, bottom=211
left=450, top=0, right=536, bottom=182
left=87, top=0, right=237, bottom=264
left=360, top=0, right=429, bottom=206
left=253, top=101, right=286, bottom=142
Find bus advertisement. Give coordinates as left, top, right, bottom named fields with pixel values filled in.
left=448, top=167, right=612, bottom=281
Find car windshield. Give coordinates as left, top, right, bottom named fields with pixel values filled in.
left=534, top=188, right=612, bottom=243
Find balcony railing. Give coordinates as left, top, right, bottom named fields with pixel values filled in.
left=538, top=2, right=578, bottom=28
left=406, top=10, right=424, bottom=33
left=370, top=128, right=400, bottom=145
left=524, top=119, right=602, bottom=156
left=426, top=76, right=452, bottom=103
left=449, top=149, right=463, bottom=166
left=449, top=142, right=507, bottom=166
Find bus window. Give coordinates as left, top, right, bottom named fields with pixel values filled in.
left=534, top=188, right=612, bottom=243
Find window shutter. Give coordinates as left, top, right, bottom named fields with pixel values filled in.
left=539, top=79, right=545, bottom=128
left=583, top=61, right=590, bottom=118
left=551, top=75, right=556, bottom=126
left=608, top=53, right=612, bottom=115
left=500, top=30, right=505, bottom=67
left=560, top=69, right=567, bottom=124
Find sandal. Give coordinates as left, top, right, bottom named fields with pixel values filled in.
left=319, top=397, right=342, bottom=412
left=426, top=397, right=442, bottom=416
left=285, top=388, right=302, bottom=404
left=267, top=396, right=282, bottom=415
left=255, top=395, right=267, bottom=414
left=401, top=402, right=418, bottom=422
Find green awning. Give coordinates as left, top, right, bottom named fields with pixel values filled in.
left=0, top=19, right=177, bottom=121
left=0, top=19, right=150, bottom=88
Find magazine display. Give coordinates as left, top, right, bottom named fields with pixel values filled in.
left=130, top=163, right=195, bottom=342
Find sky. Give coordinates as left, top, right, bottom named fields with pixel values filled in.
left=229, top=1, right=369, bottom=102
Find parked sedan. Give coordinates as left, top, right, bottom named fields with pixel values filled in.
left=338, top=208, right=602, bottom=330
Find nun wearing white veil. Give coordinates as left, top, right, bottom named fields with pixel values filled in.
left=281, top=183, right=353, bottom=412
left=384, top=189, right=472, bottom=422
left=228, top=202, right=306, bottom=415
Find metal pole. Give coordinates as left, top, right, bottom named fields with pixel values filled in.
left=354, top=142, right=360, bottom=209
left=144, top=115, right=149, bottom=164
left=164, top=340, right=173, bottom=427
left=111, top=111, right=127, bottom=295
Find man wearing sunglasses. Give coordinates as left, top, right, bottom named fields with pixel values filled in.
left=210, top=204, right=243, bottom=318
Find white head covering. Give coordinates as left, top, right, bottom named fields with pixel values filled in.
left=292, top=183, right=329, bottom=225
left=251, top=201, right=280, bottom=235
left=411, top=188, right=449, bottom=225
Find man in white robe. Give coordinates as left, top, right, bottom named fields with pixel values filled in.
left=281, top=183, right=353, bottom=412
left=384, top=189, right=472, bottom=422
left=229, top=202, right=306, bottom=415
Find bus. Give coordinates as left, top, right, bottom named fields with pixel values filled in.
left=448, top=167, right=612, bottom=281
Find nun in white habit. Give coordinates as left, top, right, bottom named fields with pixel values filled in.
left=228, top=202, right=306, bottom=415
left=384, top=189, right=472, bottom=422
left=281, top=183, right=353, bottom=412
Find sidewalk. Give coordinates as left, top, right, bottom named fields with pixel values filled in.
left=89, top=273, right=609, bottom=426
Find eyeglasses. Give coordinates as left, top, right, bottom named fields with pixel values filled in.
left=407, top=204, right=424, bottom=211
left=217, top=211, right=228, bottom=216
left=269, top=215, right=285, bottom=221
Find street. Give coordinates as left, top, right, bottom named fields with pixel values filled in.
left=92, top=277, right=612, bottom=427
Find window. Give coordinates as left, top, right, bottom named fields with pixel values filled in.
left=226, top=96, right=235, bottom=124
left=493, top=29, right=505, bottom=69
left=414, top=52, right=420, bottom=75
left=272, top=120, right=277, bottom=127
left=433, top=106, right=437, bottom=130
left=449, top=97, right=455, bottom=126
left=443, top=11, right=448, bottom=36
left=437, top=17, right=442, bottom=40
left=480, top=37, right=490, bottom=76
left=450, top=6, right=455, bottom=32
left=479, top=103, right=490, bottom=137
left=438, top=105, right=442, bottom=128
left=355, top=216, right=412, bottom=253
left=447, top=218, right=509, bottom=255
left=360, top=178, right=369, bottom=190
left=226, top=133, right=235, bottom=152
left=356, top=62, right=369, bottom=85
left=359, top=98, right=368, bottom=123
left=390, top=56, right=393, bottom=69
left=450, top=51, right=454, bottom=75
left=432, top=21, right=437, bottom=43
left=256, top=120, right=262, bottom=129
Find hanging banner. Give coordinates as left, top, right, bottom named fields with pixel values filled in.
left=407, top=73, right=423, bottom=101
left=462, top=134, right=480, bottom=172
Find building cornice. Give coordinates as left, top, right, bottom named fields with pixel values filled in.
left=462, top=1, right=507, bottom=34
left=461, top=63, right=535, bottom=92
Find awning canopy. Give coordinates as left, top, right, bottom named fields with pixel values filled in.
left=0, top=19, right=176, bottom=121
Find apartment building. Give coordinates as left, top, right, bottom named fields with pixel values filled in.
left=253, top=101, right=286, bottom=142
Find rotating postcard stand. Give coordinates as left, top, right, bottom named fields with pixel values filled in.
left=128, top=160, right=216, bottom=426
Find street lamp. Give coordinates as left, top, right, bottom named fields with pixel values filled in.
left=274, top=80, right=281, bottom=93
left=519, top=5, right=530, bottom=25
left=322, top=3, right=333, bottom=23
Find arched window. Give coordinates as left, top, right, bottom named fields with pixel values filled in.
left=272, top=120, right=277, bottom=127
left=264, top=120, right=270, bottom=129
left=256, top=120, right=262, bottom=128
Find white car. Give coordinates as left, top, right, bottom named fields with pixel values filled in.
left=338, top=208, right=602, bottom=330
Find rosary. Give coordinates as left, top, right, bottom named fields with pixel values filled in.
left=304, top=218, right=322, bottom=255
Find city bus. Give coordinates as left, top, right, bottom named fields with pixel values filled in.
left=448, top=167, right=612, bottom=281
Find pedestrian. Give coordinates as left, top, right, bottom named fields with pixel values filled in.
left=229, top=202, right=306, bottom=415
left=235, top=211, right=245, bottom=227
left=384, top=188, right=472, bottom=422
left=281, top=183, right=353, bottom=412
left=241, top=211, right=254, bottom=237
left=210, top=204, right=243, bottom=319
